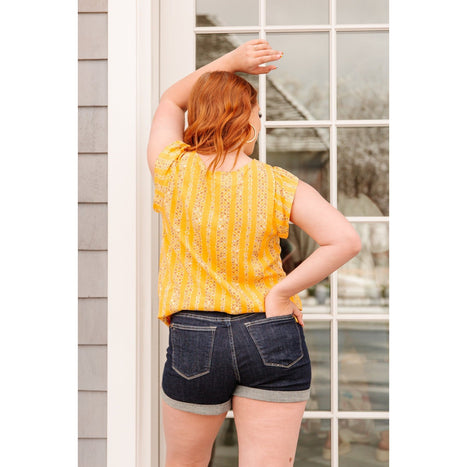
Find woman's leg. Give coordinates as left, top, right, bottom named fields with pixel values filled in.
left=232, top=395, right=307, bottom=467
left=162, top=399, right=227, bottom=467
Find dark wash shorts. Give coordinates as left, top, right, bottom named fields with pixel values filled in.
left=161, top=310, right=312, bottom=415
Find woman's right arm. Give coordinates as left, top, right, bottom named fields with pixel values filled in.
left=146, top=39, right=281, bottom=179
left=265, top=180, right=362, bottom=319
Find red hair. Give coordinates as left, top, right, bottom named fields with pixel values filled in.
left=183, top=71, right=258, bottom=172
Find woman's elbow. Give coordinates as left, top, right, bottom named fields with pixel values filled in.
left=346, top=230, right=362, bottom=257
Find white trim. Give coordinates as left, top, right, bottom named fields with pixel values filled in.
left=265, top=119, right=389, bottom=127
left=303, top=314, right=389, bottom=321
left=108, top=1, right=158, bottom=466
left=108, top=0, right=137, bottom=464
left=347, top=216, right=389, bottom=223
left=336, top=120, right=390, bottom=127
left=329, top=2, right=339, bottom=464
left=136, top=0, right=158, bottom=466
left=258, top=0, right=266, bottom=162
left=151, top=2, right=162, bottom=465
left=195, top=25, right=261, bottom=34
left=194, top=24, right=389, bottom=33
left=222, top=410, right=389, bottom=419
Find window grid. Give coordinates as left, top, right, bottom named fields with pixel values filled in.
left=265, top=119, right=389, bottom=127
left=193, top=25, right=389, bottom=33
left=194, top=1, right=389, bottom=464
left=329, top=1, right=339, bottom=462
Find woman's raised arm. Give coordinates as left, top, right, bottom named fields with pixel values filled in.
left=146, top=39, right=282, bottom=178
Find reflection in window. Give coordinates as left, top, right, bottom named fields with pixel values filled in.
left=337, top=222, right=389, bottom=312
left=267, top=128, right=330, bottom=200
left=337, top=0, right=389, bottom=24
left=209, top=419, right=238, bottom=466
left=337, top=335, right=389, bottom=463
left=210, top=418, right=340, bottom=466
left=196, top=0, right=258, bottom=26
left=304, top=322, right=331, bottom=411
left=338, top=419, right=389, bottom=465
left=296, top=419, right=331, bottom=466
left=338, top=321, right=389, bottom=412
left=266, top=0, right=329, bottom=25
left=337, top=127, right=389, bottom=216
left=337, top=31, right=389, bottom=120
left=281, top=224, right=331, bottom=314
left=266, top=33, right=330, bottom=120
left=196, top=32, right=259, bottom=88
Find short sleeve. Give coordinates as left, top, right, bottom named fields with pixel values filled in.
left=152, top=140, right=188, bottom=212
left=272, top=165, right=299, bottom=238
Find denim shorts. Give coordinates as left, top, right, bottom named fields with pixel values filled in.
left=161, top=310, right=312, bottom=415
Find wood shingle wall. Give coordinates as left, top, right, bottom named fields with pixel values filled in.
left=78, top=1, right=108, bottom=466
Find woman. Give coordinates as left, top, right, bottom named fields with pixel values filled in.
left=147, top=39, right=361, bottom=467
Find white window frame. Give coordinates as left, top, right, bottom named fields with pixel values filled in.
left=107, top=0, right=389, bottom=466
left=194, top=2, right=390, bottom=467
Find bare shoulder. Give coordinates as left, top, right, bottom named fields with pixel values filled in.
left=290, top=180, right=326, bottom=219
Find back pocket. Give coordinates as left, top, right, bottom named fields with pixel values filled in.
left=245, top=314, right=303, bottom=368
left=170, top=323, right=217, bottom=380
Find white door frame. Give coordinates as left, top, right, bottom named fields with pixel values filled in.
left=108, top=1, right=195, bottom=466
left=108, top=0, right=159, bottom=466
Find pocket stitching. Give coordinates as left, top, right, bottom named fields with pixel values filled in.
left=245, top=320, right=304, bottom=368
left=170, top=325, right=216, bottom=380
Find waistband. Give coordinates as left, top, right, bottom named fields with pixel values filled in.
left=171, top=310, right=265, bottom=323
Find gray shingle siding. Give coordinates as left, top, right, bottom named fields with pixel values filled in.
left=78, top=3, right=108, bottom=466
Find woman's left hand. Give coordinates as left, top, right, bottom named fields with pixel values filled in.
left=264, top=288, right=304, bottom=326
left=228, top=39, right=283, bottom=75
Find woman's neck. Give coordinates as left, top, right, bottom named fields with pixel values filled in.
left=196, top=149, right=252, bottom=172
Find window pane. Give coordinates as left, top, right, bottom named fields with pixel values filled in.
left=337, top=222, right=389, bottom=313
left=337, top=0, right=389, bottom=24
left=196, top=33, right=259, bottom=88
left=337, top=127, right=389, bottom=216
left=266, top=0, right=329, bottom=25
left=266, top=33, right=329, bottom=120
left=338, top=419, right=389, bottom=465
left=296, top=419, right=331, bottom=466
left=266, top=127, right=330, bottom=200
left=337, top=32, right=388, bottom=120
left=196, top=0, right=258, bottom=27
left=338, top=321, right=389, bottom=412
left=210, top=418, right=336, bottom=466
left=284, top=224, right=331, bottom=314
left=304, top=322, right=331, bottom=411
left=210, top=418, right=238, bottom=466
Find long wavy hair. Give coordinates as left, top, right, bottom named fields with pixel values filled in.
left=183, top=71, right=258, bottom=172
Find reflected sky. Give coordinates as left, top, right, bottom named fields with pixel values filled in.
left=197, top=0, right=388, bottom=25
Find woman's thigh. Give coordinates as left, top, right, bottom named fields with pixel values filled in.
left=232, top=395, right=307, bottom=467
left=162, top=399, right=227, bottom=466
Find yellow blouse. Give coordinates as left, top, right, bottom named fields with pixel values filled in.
left=153, top=140, right=302, bottom=326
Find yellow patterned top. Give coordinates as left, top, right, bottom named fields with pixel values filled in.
left=153, top=140, right=302, bottom=326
